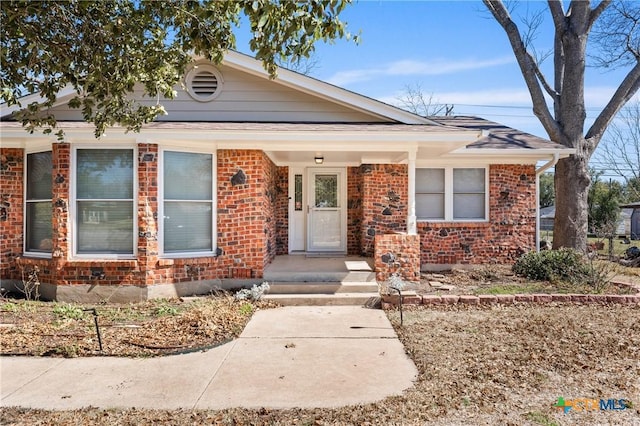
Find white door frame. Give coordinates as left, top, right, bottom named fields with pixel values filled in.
left=306, top=167, right=347, bottom=253
left=288, top=167, right=306, bottom=253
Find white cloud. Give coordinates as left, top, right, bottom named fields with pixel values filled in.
left=326, top=56, right=515, bottom=86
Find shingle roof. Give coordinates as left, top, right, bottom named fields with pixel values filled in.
left=430, top=116, right=568, bottom=150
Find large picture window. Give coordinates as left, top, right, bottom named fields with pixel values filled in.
left=25, top=151, right=53, bottom=253
left=75, top=149, right=134, bottom=255
left=416, top=167, right=487, bottom=221
left=162, top=150, right=214, bottom=254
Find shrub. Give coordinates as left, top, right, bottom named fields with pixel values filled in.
left=512, top=248, right=589, bottom=284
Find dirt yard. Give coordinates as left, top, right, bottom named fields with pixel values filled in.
left=2, top=301, right=639, bottom=425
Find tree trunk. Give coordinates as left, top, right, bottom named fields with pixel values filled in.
left=553, top=155, right=590, bottom=252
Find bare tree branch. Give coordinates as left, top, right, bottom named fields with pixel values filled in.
left=589, top=0, right=613, bottom=29
left=586, top=61, right=640, bottom=149
left=594, top=100, right=640, bottom=189
left=396, top=83, right=452, bottom=117
left=483, top=0, right=562, bottom=141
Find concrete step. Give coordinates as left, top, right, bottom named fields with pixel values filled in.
left=267, top=281, right=379, bottom=295
left=263, top=292, right=381, bottom=306
left=264, top=271, right=376, bottom=283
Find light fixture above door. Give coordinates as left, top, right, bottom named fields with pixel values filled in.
left=314, top=155, right=324, bottom=164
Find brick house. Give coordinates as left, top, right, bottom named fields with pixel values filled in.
left=0, top=51, right=573, bottom=301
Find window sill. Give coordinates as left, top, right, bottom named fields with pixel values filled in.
left=417, top=221, right=490, bottom=228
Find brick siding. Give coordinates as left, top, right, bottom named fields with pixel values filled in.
left=347, top=166, right=363, bottom=255
left=418, top=165, right=536, bottom=265
left=0, top=148, right=24, bottom=281
left=1, top=143, right=538, bottom=295
left=360, top=164, right=408, bottom=257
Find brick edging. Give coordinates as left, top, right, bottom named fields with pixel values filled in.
left=381, top=292, right=640, bottom=309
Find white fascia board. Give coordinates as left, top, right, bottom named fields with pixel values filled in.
left=448, top=148, right=576, bottom=158
left=222, top=51, right=435, bottom=125
left=0, top=85, right=77, bottom=117
left=1, top=125, right=481, bottom=156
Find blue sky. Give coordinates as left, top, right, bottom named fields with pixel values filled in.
left=235, top=1, right=633, bottom=143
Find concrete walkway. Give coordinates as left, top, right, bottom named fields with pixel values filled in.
left=1, top=306, right=417, bottom=410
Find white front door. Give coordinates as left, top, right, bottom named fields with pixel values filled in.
left=307, top=168, right=346, bottom=252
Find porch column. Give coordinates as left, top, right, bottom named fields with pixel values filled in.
left=407, top=149, right=417, bottom=235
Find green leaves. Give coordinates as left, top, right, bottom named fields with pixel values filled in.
left=1, top=0, right=354, bottom=138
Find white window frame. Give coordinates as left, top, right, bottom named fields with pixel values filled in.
left=416, top=166, right=489, bottom=222
left=23, top=149, right=53, bottom=258
left=159, top=147, right=217, bottom=258
left=71, top=145, right=137, bottom=259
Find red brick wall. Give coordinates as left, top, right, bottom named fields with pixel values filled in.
left=4, top=146, right=282, bottom=289
left=1, top=148, right=24, bottom=281
left=374, top=233, right=420, bottom=282
left=217, top=149, right=276, bottom=278
left=347, top=166, right=363, bottom=255
left=361, top=164, right=408, bottom=257
left=260, top=152, right=278, bottom=268
left=417, top=164, right=536, bottom=265
left=136, top=145, right=159, bottom=284
left=51, top=143, right=70, bottom=262
left=275, top=166, right=289, bottom=255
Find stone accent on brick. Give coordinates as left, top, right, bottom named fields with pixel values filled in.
left=217, top=149, right=278, bottom=278
left=0, top=148, right=24, bottom=281
left=347, top=166, right=363, bottom=256
left=275, top=166, right=289, bottom=255
left=418, top=165, right=536, bottom=266
left=361, top=164, right=408, bottom=257
left=374, top=233, right=420, bottom=282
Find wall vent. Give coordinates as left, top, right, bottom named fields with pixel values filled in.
left=185, top=64, right=223, bottom=102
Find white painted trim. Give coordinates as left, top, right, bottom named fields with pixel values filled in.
left=70, top=145, right=138, bottom=260
left=0, top=85, right=77, bottom=117
left=157, top=147, right=218, bottom=258
left=22, top=149, right=54, bottom=258
left=416, top=166, right=489, bottom=222
left=535, top=154, right=560, bottom=252
left=306, top=167, right=347, bottom=253
left=288, top=167, right=306, bottom=253
left=407, top=149, right=417, bottom=235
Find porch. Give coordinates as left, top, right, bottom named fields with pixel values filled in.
left=262, top=255, right=380, bottom=306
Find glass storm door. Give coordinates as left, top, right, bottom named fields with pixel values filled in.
left=307, top=169, right=346, bottom=252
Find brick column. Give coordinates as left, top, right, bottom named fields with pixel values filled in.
left=0, top=148, right=25, bottom=281
left=137, top=144, right=159, bottom=285
left=51, top=143, right=70, bottom=262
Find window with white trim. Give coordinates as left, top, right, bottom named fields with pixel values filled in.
left=75, top=148, right=135, bottom=255
left=162, top=150, right=215, bottom=254
left=25, top=151, right=53, bottom=253
left=416, top=167, right=487, bottom=221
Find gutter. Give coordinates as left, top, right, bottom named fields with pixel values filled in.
left=535, top=153, right=560, bottom=251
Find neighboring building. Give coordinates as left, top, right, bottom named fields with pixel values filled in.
left=620, top=202, right=640, bottom=240
left=0, top=51, right=574, bottom=301
left=540, top=205, right=633, bottom=237
left=539, top=205, right=556, bottom=231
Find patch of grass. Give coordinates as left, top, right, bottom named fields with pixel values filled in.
left=474, top=282, right=554, bottom=295
left=52, top=303, right=85, bottom=320
left=523, top=411, right=558, bottom=426
left=52, top=344, right=80, bottom=358
left=153, top=301, right=180, bottom=317
left=1, top=300, right=39, bottom=313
